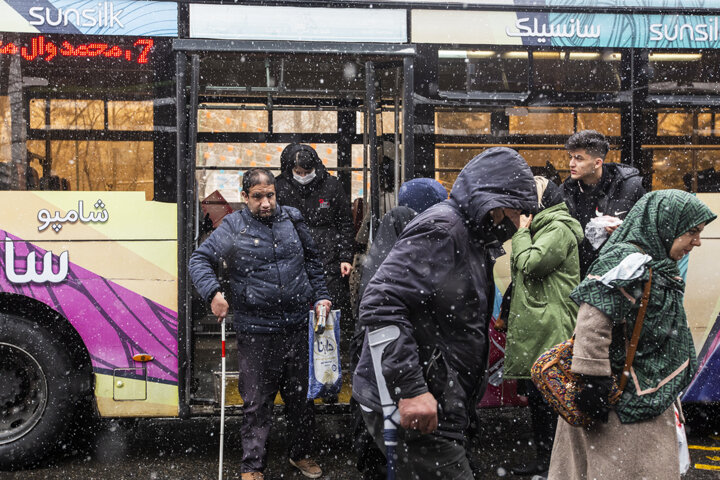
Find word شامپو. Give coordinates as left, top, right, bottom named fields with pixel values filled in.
left=38, top=199, right=109, bottom=233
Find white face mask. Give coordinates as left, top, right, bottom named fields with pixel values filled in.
left=293, top=170, right=316, bottom=185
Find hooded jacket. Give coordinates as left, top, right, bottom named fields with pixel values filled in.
left=352, top=147, right=537, bottom=439
left=188, top=205, right=330, bottom=334
left=275, top=145, right=355, bottom=269
left=561, top=162, right=645, bottom=276
left=504, top=200, right=584, bottom=379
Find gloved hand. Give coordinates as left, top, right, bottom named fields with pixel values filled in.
left=576, top=375, right=614, bottom=423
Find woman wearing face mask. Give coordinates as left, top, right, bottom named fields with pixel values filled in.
left=275, top=144, right=356, bottom=353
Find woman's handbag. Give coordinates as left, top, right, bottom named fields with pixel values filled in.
left=530, top=269, right=652, bottom=427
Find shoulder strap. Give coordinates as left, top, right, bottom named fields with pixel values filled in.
left=618, top=267, right=652, bottom=394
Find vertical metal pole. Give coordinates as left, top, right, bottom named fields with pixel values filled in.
left=366, top=61, right=379, bottom=240
left=394, top=67, right=401, bottom=204
left=175, top=50, right=191, bottom=415
left=189, top=55, right=200, bottom=242
left=402, top=56, right=415, bottom=182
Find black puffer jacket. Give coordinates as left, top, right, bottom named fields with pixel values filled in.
left=188, top=205, right=330, bottom=334
left=352, top=147, right=537, bottom=439
left=275, top=146, right=354, bottom=269
left=562, top=162, right=646, bottom=276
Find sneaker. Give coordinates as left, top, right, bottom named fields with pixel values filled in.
left=240, top=473, right=264, bottom=480
left=289, top=457, right=323, bottom=478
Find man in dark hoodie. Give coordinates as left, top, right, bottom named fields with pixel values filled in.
left=353, top=148, right=538, bottom=479
left=563, top=130, right=645, bottom=276
left=351, top=177, right=447, bottom=480
left=276, top=144, right=355, bottom=337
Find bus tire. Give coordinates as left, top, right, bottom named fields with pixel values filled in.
left=0, top=312, right=90, bottom=469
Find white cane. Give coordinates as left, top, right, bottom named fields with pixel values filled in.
left=218, top=318, right=226, bottom=480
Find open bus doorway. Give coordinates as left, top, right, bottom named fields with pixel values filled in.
left=173, top=42, right=414, bottom=414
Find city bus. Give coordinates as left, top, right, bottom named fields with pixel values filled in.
left=2, top=0, right=720, bottom=468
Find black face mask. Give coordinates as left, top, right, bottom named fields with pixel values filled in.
left=490, top=216, right=518, bottom=244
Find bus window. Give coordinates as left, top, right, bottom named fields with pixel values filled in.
left=509, top=108, right=575, bottom=135
left=648, top=51, right=720, bottom=94
left=196, top=142, right=339, bottom=203
left=198, top=104, right=269, bottom=133
left=274, top=109, right=338, bottom=133
left=651, top=148, right=720, bottom=192
left=532, top=51, right=622, bottom=93
left=433, top=107, right=621, bottom=187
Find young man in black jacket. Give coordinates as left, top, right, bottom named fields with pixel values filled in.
left=353, top=148, right=538, bottom=480
left=562, top=130, right=646, bottom=277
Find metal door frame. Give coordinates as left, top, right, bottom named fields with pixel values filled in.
left=173, top=39, right=415, bottom=415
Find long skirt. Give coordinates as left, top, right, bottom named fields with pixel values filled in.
left=548, top=406, right=679, bottom=480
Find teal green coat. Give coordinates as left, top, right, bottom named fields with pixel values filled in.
left=504, top=202, right=584, bottom=379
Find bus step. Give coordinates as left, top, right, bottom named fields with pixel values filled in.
left=213, top=370, right=354, bottom=407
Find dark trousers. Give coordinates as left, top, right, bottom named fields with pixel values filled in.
left=361, top=409, right=474, bottom=480
left=236, top=327, right=315, bottom=473
left=325, top=270, right=353, bottom=329
left=521, top=379, right=557, bottom=465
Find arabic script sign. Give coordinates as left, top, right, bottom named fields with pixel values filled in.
left=4, top=238, right=68, bottom=284
left=38, top=199, right=109, bottom=233
left=413, top=10, right=720, bottom=48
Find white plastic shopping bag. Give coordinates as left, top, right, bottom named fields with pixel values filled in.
left=307, top=309, right=342, bottom=399
left=585, top=214, right=623, bottom=249
left=674, top=404, right=691, bottom=475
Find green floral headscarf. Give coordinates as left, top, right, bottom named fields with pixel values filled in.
left=601, top=189, right=716, bottom=281
left=571, top=189, right=716, bottom=423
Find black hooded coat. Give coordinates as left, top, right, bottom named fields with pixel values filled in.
left=275, top=145, right=355, bottom=270
left=352, top=147, right=538, bottom=439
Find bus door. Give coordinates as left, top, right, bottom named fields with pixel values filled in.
left=173, top=41, right=414, bottom=414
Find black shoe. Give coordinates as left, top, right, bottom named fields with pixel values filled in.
left=509, top=461, right=548, bottom=476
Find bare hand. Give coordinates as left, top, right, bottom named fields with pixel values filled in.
left=605, top=223, right=620, bottom=234
left=211, top=291, right=229, bottom=323
left=519, top=214, right=533, bottom=229
left=340, top=262, right=353, bottom=277
left=315, top=299, right=332, bottom=318
left=399, top=392, right=438, bottom=434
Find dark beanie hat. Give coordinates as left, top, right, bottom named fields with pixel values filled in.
left=398, top=178, right=448, bottom=214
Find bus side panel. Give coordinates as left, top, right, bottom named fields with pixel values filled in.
left=683, top=193, right=720, bottom=403
left=0, top=191, right=179, bottom=416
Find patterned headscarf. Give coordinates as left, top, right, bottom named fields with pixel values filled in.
left=571, top=189, right=716, bottom=423
left=600, top=189, right=716, bottom=280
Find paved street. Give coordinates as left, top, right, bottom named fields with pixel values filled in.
left=3, top=406, right=719, bottom=479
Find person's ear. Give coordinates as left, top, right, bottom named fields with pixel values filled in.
left=241, top=190, right=248, bottom=202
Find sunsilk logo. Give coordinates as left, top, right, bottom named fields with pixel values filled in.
left=29, top=2, right=125, bottom=28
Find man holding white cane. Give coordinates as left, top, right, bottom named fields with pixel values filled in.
left=190, top=168, right=331, bottom=480
left=353, top=148, right=538, bottom=479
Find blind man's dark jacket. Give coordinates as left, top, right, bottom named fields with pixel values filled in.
left=352, top=147, right=538, bottom=439
left=189, top=205, right=330, bottom=334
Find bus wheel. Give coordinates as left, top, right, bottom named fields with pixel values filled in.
left=0, top=313, right=89, bottom=469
